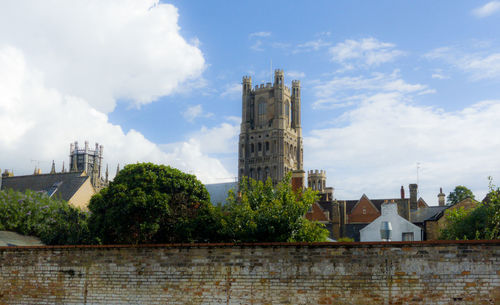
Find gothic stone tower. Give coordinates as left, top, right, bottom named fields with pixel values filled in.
left=69, top=140, right=104, bottom=189
left=238, top=69, right=303, bottom=185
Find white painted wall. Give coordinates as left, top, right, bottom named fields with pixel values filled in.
left=360, top=203, right=423, bottom=242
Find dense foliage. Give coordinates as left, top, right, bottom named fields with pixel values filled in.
left=0, top=189, right=90, bottom=245
left=447, top=185, right=475, bottom=205
left=440, top=181, right=499, bottom=240
left=88, top=163, right=217, bottom=244
left=1, top=164, right=330, bottom=245
left=218, top=176, right=329, bottom=242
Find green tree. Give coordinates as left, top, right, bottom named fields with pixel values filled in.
left=440, top=179, right=499, bottom=240
left=88, top=163, right=219, bottom=244
left=219, top=175, right=329, bottom=242
left=0, top=189, right=90, bottom=245
left=447, top=185, right=475, bottom=205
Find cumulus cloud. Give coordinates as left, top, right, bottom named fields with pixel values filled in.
left=329, top=38, right=404, bottom=68
left=0, top=1, right=235, bottom=184
left=312, top=70, right=432, bottom=109
left=425, top=47, right=500, bottom=81
left=182, top=105, right=213, bottom=122
left=0, top=0, right=205, bottom=112
left=472, top=1, right=500, bottom=18
left=160, top=121, right=240, bottom=182
left=305, top=94, right=500, bottom=203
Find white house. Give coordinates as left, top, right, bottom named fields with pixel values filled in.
left=360, top=202, right=423, bottom=242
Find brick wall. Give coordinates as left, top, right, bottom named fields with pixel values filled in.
left=348, top=196, right=380, bottom=223
left=1, top=241, right=499, bottom=304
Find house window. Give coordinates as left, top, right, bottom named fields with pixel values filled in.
left=258, top=143, right=262, bottom=151
left=402, top=232, right=414, bottom=241
left=362, top=208, right=366, bottom=215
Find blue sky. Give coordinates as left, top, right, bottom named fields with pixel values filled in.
left=1, top=0, right=500, bottom=203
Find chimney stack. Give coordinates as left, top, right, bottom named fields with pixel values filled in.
left=438, top=187, right=446, bottom=206
left=409, top=184, right=418, bottom=210
left=400, top=186, right=405, bottom=199
left=291, top=170, right=305, bottom=192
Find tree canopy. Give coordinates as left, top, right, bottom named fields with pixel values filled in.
left=440, top=180, right=499, bottom=240
left=88, top=163, right=217, bottom=244
left=447, top=185, right=475, bottom=205
left=0, top=189, right=90, bottom=245
left=218, top=175, right=329, bottom=242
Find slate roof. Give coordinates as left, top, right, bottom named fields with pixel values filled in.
left=410, top=206, right=448, bottom=223
left=0, top=231, right=44, bottom=246
left=0, top=171, right=90, bottom=202
left=205, top=182, right=238, bottom=205
left=338, top=197, right=408, bottom=214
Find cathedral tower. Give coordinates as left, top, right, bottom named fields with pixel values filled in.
left=69, top=140, right=104, bottom=189
left=238, top=70, right=303, bottom=185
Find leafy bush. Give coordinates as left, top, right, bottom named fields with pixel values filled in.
left=0, top=189, right=90, bottom=245
left=219, top=175, right=329, bottom=242
left=337, top=237, right=355, bottom=242
left=88, top=163, right=217, bottom=244
left=440, top=179, right=499, bottom=240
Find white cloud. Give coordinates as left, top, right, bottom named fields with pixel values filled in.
left=160, top=121, right=240, bottom=182
left=312, top=70, right=432, bottom=109
left=182, top=104, right=213, bottom=122
left=188, top=123, right=240, bottom=155
left=305, top=95, right=500, bottom=203
left=220, top=83, right=242, bottom=99
left=293, top=39, right=331, bottom=54
left=431, top=69, right=449, bottom=80
left=250, top=40, right=264, bottom=52
left=425, top=47, right=500, bottom=81
left=0, top=0, right=205, bottom=112
left=249, top=31, right=271, bottom=38
left=329, top=38, right=404, bottom=68
left=286, top=71, right=306, bottom=79
left=472, top=1, right=500, bottom=18
left=0, top=2, right=233, bottom=185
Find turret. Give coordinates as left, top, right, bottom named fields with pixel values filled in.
left=274, top=69, right=284, bottom=87
left=242, top=76, right=252, bottom=125
left=50, top=160, right=56, bottom=174
left=308, top=170, right=327, bottom=192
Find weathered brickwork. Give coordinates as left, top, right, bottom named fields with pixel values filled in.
left=0, top=241, right=499, bottom=304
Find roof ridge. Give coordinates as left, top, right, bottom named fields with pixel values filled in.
left=3, top=171, right=85, bottom=179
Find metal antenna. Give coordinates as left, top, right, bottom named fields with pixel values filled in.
left=270, top=59, right=273, bottom=83
left=416, top=162, right=421, bottom=197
